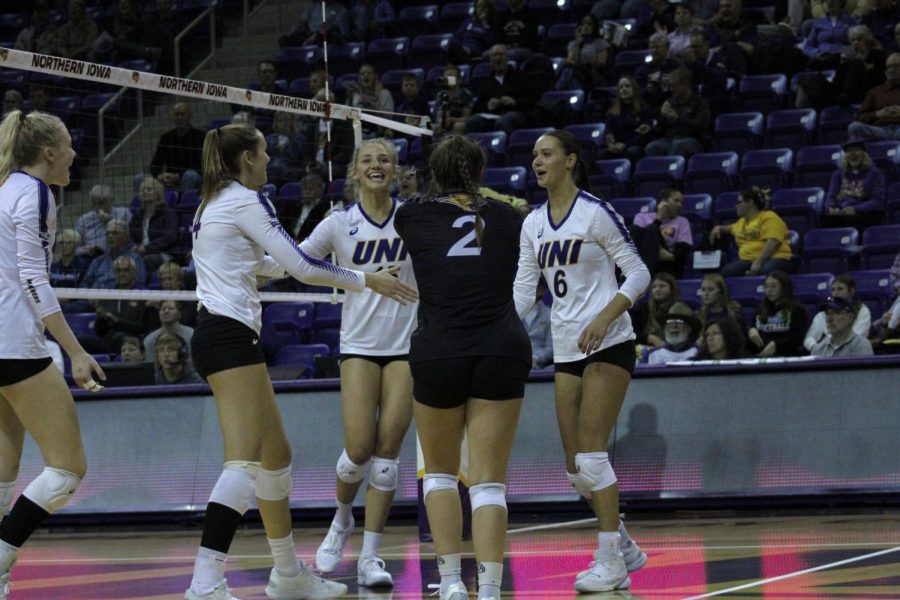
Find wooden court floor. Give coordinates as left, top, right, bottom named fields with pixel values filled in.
left=6, top=511, right=900, bottom=599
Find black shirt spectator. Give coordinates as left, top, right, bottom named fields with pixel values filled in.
left=466, top=44, right=535, bottom=135
left=491, top=0, right=541, bottom=53
left=149, top=102, right=206, bottom=191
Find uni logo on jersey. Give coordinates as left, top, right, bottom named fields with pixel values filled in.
left=537, top=239, right=583, bottom=269
left=351, top=238, right=408, bottom=265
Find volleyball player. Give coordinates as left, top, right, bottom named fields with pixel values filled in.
left=513, top=130, right=652, bottom=592
left=0, top=110, right=105, bottom=598
left=395, top=135, right=531, bottom=600
left=303, top=139, right=416, bottom=588
left=185, top=123, right=417, bottom=600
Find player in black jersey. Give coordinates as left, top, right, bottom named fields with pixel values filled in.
left=395, top=135, right=531, bottom=600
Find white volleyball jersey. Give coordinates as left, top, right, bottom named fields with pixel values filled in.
left=300, top=198, right=416, bottom=355
left=0, top=171, right=58, bottom=359
left=193, top=181, right=365, bottom=334
left=514, top=189, right=650, bottom=363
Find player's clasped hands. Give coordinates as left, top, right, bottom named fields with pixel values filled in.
left=71, top=352, right=106, bottom=392
left=365, top=266, right=419, bottom=305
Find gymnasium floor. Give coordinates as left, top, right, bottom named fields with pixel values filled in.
left=7, top=511, right=900, bottom=599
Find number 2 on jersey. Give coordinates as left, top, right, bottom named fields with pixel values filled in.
left=447, top=215, right=482, bottom=257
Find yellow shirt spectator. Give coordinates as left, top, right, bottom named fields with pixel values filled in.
left=731, top=210, right=792, bottom=261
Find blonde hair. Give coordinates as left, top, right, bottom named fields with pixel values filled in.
left=345, top=138, right=398, bottom=201
left=0, top=110, right=66, bottom=186
left=200, top=123, right=260, bottom=215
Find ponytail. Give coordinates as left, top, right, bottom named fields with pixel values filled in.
left=199, top=123, right=259, bottom=218
left=0, top=110, right=65, bottom=186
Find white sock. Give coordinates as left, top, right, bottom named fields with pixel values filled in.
left=360, top=530, right=382, bottom=559
left=0, top=482, right=14, bottom=518
left=334, top=500, right=353, bottom=529
left=267, top=534, right=302, bottom=577
left=597, top=531, right=620, bottom=560
left=189, top=547, right=227, bottom=596
left=618, top=518, right=633, bottom=548
left=0, top=539, right=17, bottom=575
left=437, top=552, right=462, bottom=595
left=477, top=561, right=502, bottom=599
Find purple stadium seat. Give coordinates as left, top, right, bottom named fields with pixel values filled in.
left=801, top=227, right=858, bottom=273
left=771, top=187, right=824, bottom=236
left=740, top=148, right=793, bottom=191
left=610, top=197, right=656, bottom=224
left=818, top=105, right=858, bottom=145
left=714, top=191, right=741, bottom=223
left=440, top=2, right=475, bottom=32
left=564, top=122, right=606, bottom=162
left=507, top=127, right=553, bottom=169
left=633, top=156, right=685, bottom=197
left=396, top=5, right=439, bottom=33
left=681, top=194, right=713, bottom=229
left=714, top=112, right=764, bottom=154
left=765, top=108, right=816, bottom=151
left=314, top=302, right=342, bottom=329
left=790, top=272, right=834, bottom=303
left=591, top=158, right=631, bottom=200
left=860, top=224, right=900, bottom=270
left=737, top=74, right=787, bottom=114
left=684, top=152, right=738, bottom=198
left=263, top=303, right=314, bottom=347
left=327, top=43, right=365, bottom=77
left=483, top=167, right=528, bottom=195
left=794, top=145, right=841, bottom=190
left=468, top=131, right=508, bottom=167
left=366, top=37, right=410, bottom=73
left=273, top=343, right=330, bottom=377
left=273, top=46, right=321, bottom=80
left=410, top=34, right=455, bottom=71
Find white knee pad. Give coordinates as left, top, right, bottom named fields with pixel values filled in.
left=209, top=461, right=259, bottom=515
left=575, top=452, right=617, bottom=493
left=22, top=467, right=81, bottom=513
left=336, top=449, right=370, bottom=484
left=256, top=464, right=292, bottom=501
left=368, top=456, right=400, bottom=492
left=566, top=471, right=592, bottom=500
left=469, top=483, right=507, bottom=513
left=422, top=473, right=458, bottom=500
left=0, top=482, right=15, bottom=517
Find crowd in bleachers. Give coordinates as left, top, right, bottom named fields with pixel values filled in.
left=4, top=0, right=900, bottom=384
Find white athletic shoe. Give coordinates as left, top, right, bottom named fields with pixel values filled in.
left=184, top=579, right=240, bottom=600
left=0, top=573, right=9, bottom=600
left=620, top=534, right=648, bottom=572
left=265, top=566, right=348, bottom=599
left=440, top=581, right=470, bottom=600
left=573, top=552, right=630, bottom=593
left=357, top=556, right=393, bottom=587
left=315, top=517, right=354, bottom=573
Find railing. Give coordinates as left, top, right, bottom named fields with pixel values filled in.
left=174, top=2, right=219, bottom=79
left=243, top=0, right=282, bottom=65
left=97, top=87, right=142, bottom=181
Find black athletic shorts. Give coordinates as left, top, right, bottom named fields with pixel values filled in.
left=340, top=354, right=409, bottom=368
left=192, top=307, right=265, bottom=378
left=554, top=340, right=637, bottom=377
left=411, top=355, right=531, bottom=409
left=0, top=357, right=53, bottom=387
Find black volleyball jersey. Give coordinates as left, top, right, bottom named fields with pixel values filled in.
left=395, top=196, right=531, bottom=364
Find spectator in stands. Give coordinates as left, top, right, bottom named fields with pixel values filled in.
left=129, top=177, right=179, bottom=272
left=847, top=52, right=900, bottom=141
left=75, top=184, right=131, bottom=258
left=631, top=272, right=682, bottom=347
left=748, top=270, right=809, bottom=357
left=109, top=0, right=148, bottom=63
left=634, top=0, right=677, bottom=45
left=799, top=25, right=887, bottom=108
left=804, top=274, right=872, bottom=351
left=88, top=256, right=148, bottom=353
left=144, top=300, right=194, bottom=365
left=598, top=76, right=655, bottom=164
left=705, top=0, right=758, bottom=76
left=685, top=30, right=731, bottom=114
left=809, top=296, right=875, bottom=356
left=349, top=0, right=395, bottom=43
left=803, top=0, right=856, bottom=68
left=822, top=139, right=887, bottom=228
left=871, top=251, right=900, bottom=346
left=57, top=0, right=98, bottom=60
left=891, top=20, right=900, bottom=52
left=281, top=172, right=331, bottom=241
left=862, top=0, right=900, bottom=48
left=231, top=110, right=256, bottom=127
left=523, top=278, right=553, bottom=369
left=2, top=90, right=23, bottom=117
left=449, top=0, right=496, bottom=64
left=630, top=188, right=694, bottom=278
left=154, top=332, right=203, bottom=384
left=645, top=68, right=710, bottom=158
left=492, top=0, right=541, bottom=53
left=555, top=14, right=611, bottom=92
left=396, top=166, right=419, bottom=200
left=266, top=111, right=306, bottom=187
left=246, top=60, right=286, bottom=134
left=144, top=262, right=197, bottom=328
left=395, top=73, right=431, bottom=129
left=280, top=0, right=350, bottom=47
left=667, top=4, right=698, bottom=59
left=118, top=335, right=145, bottom=362
left=27, top=84, right=50, bottom=115
left=692, top=317, right=748, bottom=359
left=647, top=302, right=701, bottom=364
left=50, top=229, right=90, bottom=289
left=696, top=273, right=746, bottom=335
left=14, top=0, right=58, bottom=56
left=346, top=64, right=394, bottom=138
left=148, top=102, right=205, bottom=192
left=635, top=33, right=681, bottom=110
left=434, top=65, right=474, bottom=135
left=141, top=0, right=182, bottom=75
left=307, top=69, right=331, bottom=102
left=81, top=220, right=147, bottom=289
left=711, top=187, right=794, bottom=277
left=466, top=44, right=534, bottom=135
